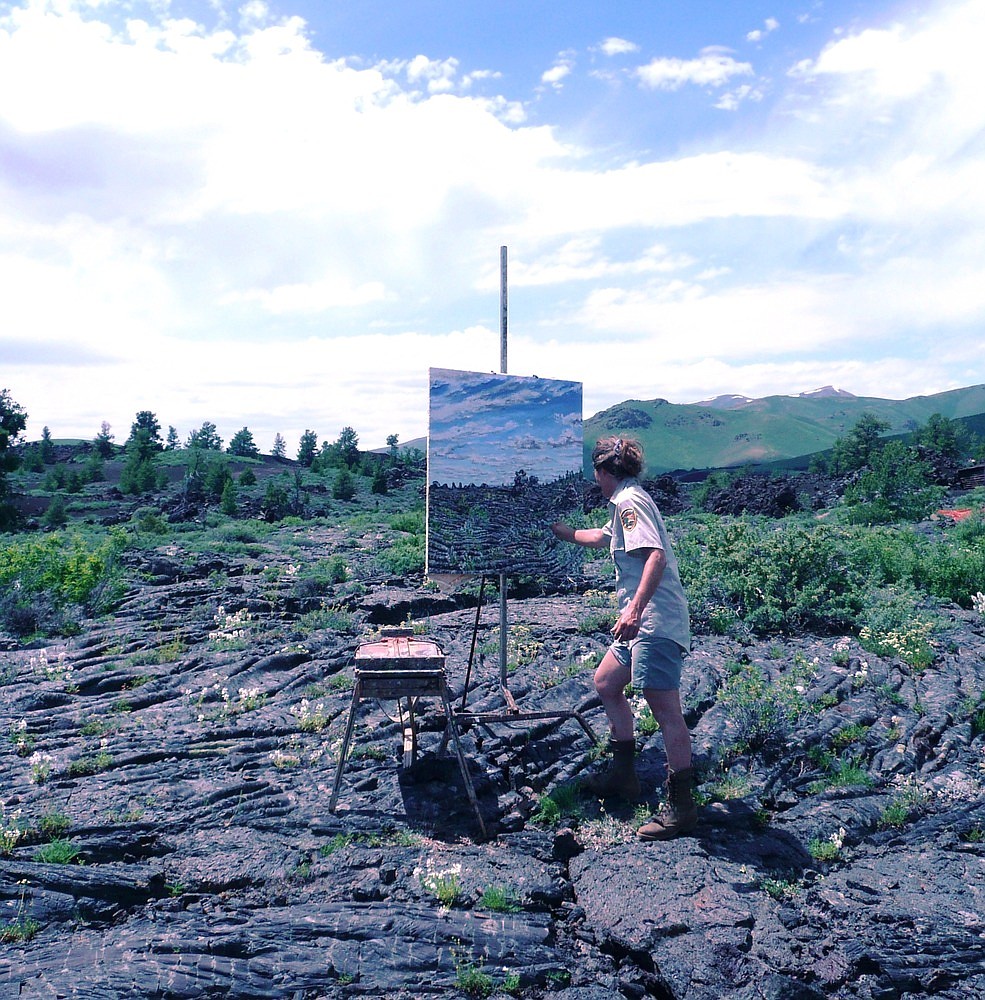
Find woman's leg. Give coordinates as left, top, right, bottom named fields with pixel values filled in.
left=594, top=650, right=634, bottom=740
left=642, top=688, right=692, bottom=773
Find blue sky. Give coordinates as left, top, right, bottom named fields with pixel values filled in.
left=1, top=0, right=983, bottom=453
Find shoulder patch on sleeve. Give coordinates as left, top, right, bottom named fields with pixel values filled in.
left=619, top=507, right=638, bottom=531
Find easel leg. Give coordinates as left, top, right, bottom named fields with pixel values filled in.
left=442, top=688, right=488, bottom=840
left=328, top=679, right=362, bottom=813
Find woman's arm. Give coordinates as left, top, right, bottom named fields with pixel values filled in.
left=551, top=522, right=609, bottom=548
left=613, top=546, right=666, bottom=640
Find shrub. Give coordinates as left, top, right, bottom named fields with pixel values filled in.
left=299, top=556, right=349, bottom=590
left=390, top=509, right=424, bottom=534
left=858, top=586, right=941, bottom=669
left=41, top=494, right=69, bottom=529
left=262, top=480, right=290, bottom=521
left=332, top=468, right=356, bottom=501
left=676, top=517, right=862, bottom=636
left=0, top=913, right=40, bottom=943
left=377, top=535, right=424, bottom=576
left=299, top=603, right=355, bottom=633
left=842, top=441, right=946, bottom=524
left=0, top=529, right=127, bottom=636
left=716, top=656, right=815, bottom=759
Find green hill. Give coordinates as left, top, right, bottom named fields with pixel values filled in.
left=584, top=384, right=985, bottom=474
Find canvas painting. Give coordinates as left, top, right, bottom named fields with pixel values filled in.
left=427, top=367, right=584, bottom=578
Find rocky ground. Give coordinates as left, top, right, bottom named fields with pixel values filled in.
left=2, top=511, right=985, bottom=999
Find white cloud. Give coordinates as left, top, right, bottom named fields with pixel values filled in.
left=1, top=0, right=984, bottom=450
left=404, top=54, right=460, bottom=93
left=505, top=240, right=696, bottom=287
left=541, top=52, right=575, bottom=89
left=747, top=18, right=779, bottom=43
left=598, top=36, right=639, bottom=57
left=715, top=83, right=765, bottom=110
left=635, top=48, right=753, bottom=91
left=799, top=0, right=985, bottom=110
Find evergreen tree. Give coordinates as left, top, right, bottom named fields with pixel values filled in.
left=221, top=478, right=238, bottom=516
left=165, top=426, right=181, bottom=451
left=1, top=389, right=28, bottom=529
left=843, top=440, right=946, bottom=523
left=335, top=426, right=360, bottom=468
left=21, top=445, right=44, bottom=473
left=333, top=467, right=356, bottom=501
left=271, top=433, right=287, bottom=459
left=203, top=459, right=233, bottom=500
left=94, top=421, right=115, bottom=458
left=84, top=449, right=105, bottom=482
left=120, top=430, right=162, bottom=494
left=128, top=411, right=164, bottom=453
left=40, top=426, right=56, bottom=464
left=227, top=426, right=260, bottom=458
left=262, top=479, right=290, bottom=521
left=297, top=429, right=318, bottom=467
left=187, top=421, right=223, bottom=451
left=914, top=413, right=973, bottom=483
left=827, top=413, right=890, bottom=476
left=41, top=493, right=68, bottom=529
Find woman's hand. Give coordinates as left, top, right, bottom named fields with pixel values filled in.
left=613, top=605, right=642, bottom=642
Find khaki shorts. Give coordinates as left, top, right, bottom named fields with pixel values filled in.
left=609, top=636, right=685, bottom=691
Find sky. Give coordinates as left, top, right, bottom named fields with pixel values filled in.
left=2, top=0, right=984, bottom=454
left=428, top=368, right=582, bottom=486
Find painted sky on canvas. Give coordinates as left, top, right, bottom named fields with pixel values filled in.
left=428, top=369, right=582, bottom=487
left=2, top=0, right=984, bottom=454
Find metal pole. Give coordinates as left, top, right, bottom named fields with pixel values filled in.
left=499, top=246, right=509, bottom=691
left=500, top=246, right=508, bottom=375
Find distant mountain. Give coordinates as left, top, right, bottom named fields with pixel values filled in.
left=584, top=384, right=985, bottom=474
left=798, top=385, right=857, bottom=400
left=694, top=393, right=756, bottom=410
left=695, top=386, right=857, bottom=411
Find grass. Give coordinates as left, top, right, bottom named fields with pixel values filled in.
left=34, top=838, right=81, bottom=864
left=0, top=916, right=40, bottom=943
left=759, top=876, right=800, bottom=901
left=66, top=751, right=113, bottom=776
left=319, top=830, right=419, bottom=857
left=707, top=768, right=755, bottom=801
left=878, top=778, right=932, bottom=828
left=455, top=960, right=494, bottom=999
left=38, top=811, right=71, bottom=841
left=806, top=753, right=873, bottom=794
left=530, top=783, right=586, bottom=827
left=479, top=884, right=522, bottom=913
left=831, top=722, right=871, bottom=750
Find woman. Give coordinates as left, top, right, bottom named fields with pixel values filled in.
left=552, top=436, right=696, bottom=840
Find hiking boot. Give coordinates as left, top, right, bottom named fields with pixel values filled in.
left=582, top=738, right=641, bottom=800
left=638, top=767, right=698, bottom=840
